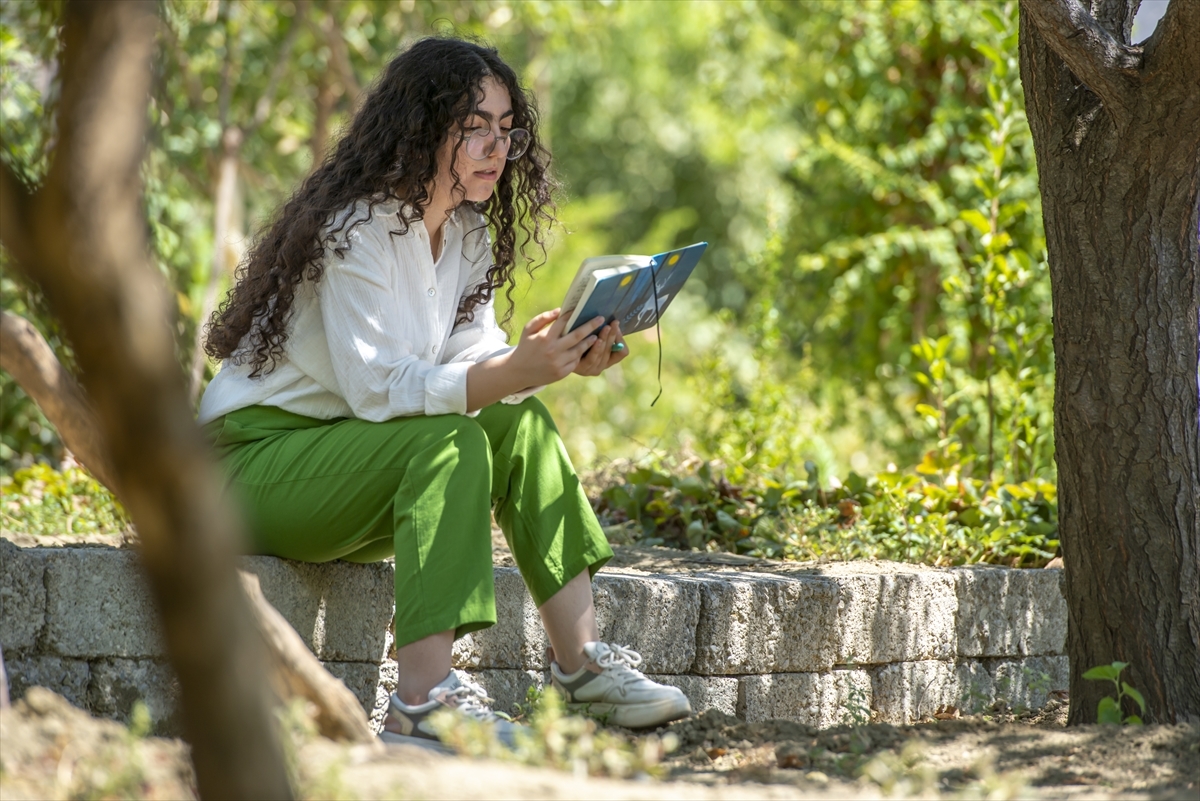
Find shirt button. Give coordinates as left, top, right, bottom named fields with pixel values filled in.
left=427, top=287, right=436, bottom=296
left=431, top=345, right=438, bottom=354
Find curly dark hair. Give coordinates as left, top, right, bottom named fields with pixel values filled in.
left=205, top=36, right=556, bottom=376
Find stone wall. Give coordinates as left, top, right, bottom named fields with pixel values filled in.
left=0, top=538, right=1068, bottom=734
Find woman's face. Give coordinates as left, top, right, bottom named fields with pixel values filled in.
left=435, top=76, right=514, bottom=204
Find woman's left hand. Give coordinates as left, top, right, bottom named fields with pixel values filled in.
left=574, top=321, right=628, bottom=376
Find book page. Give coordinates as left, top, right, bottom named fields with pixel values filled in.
left=561, top=254, right=651, bottom=315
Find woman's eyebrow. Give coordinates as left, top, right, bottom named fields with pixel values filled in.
left=470, top=109, right=515, bottom=122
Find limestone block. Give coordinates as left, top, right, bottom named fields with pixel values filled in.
left=739, top=670, right=872, bottom=728
left=592, top=572, right=701, bottom=674
left=243, top=557, right=393, bottom=662
left=461, top=668, right=548, bottom=717
left=954, top=659, right=996, bottom=715
left=323, top=661, right=385, bottom=714
left=43, top=548, right=164, bottom=658
left=832, top=570, right=957, bottom=665
left=646, top=674, right=740, bottom=717
left=324, top=660, right=397, bottom=733
left=955, top=566, right=1067, bottom=657
left=453, top=568, right=548, bottom=670
left=989, top=655, right=1068, bottom=712
left=5, top=655, right=90, bottom=710
left=693, top=572, right=840, bottom=675
left=871, top=660, right=958, bottom=723
left=88, top=658, right=180, bottom=734
left=0, top=540, right=48, bottom=652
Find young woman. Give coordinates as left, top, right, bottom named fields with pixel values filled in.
left=198, top=37, right=691, bottom=748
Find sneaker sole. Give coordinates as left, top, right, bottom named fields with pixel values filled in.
left=568, top=695, right=692, bottom=728
left=378, top=730, right=455, bottom=754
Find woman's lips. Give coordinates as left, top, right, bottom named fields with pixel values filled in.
left=474, top=169, right=499, bottom=181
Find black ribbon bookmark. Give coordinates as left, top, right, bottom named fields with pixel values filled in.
left=649, top=258, right=663, bottom=407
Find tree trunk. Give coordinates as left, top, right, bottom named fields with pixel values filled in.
left=0, top=3, right=293, bottom=796
left=1018, top=0, right=1200, bottom=724
left=189, top=126, right=242, bottom=403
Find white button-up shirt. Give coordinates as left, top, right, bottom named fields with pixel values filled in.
left=198, top=199, right=534, bottom=424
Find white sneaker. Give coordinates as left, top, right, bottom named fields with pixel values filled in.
left=550, top=642, right=692, bottom=728
left=379, top=671, right=522, bottom=752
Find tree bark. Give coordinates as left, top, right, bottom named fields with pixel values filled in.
left=1018, top=0, right=1200, bottom=724
left=0, top=2, right=294, bottom=796
left=0, top=306, right=377, bottom=745
left=0, top=311, right=117, bottom=493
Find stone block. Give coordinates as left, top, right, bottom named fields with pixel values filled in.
left=5, top=655, right=90, bottom=710
left=0, top=540, right=48, bottom=652
left=739, top=670, right=872, bottom=728
left=43, top=548, right=163, bottom=658
left=693, top=572, right=840, bottom=675
left=461, top=668, right=548, bottom=717
left=453, top=568, right=548, bottom=670
left=954, top=659, right=996, bottom=714
left=324, top=660, right=396, bottom=734
left=989, top=655, right=1068, bottom=712
left=871, top=660, right=958, bottom=723
left=647, top=674, right=740, bottom=717
left=955, top=566, right=1067, bottom=657
left=88, top=658, right=180, bottom=735
left=243, top=557, right=393, bottom=662
left=322, top=661, right=385, bottom=714
left=592, top=572, right=701, bottom=674
left=831, top=569, right=957, bottom=665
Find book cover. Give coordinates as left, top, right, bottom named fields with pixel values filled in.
left=565, top=242, right=707, bottom=335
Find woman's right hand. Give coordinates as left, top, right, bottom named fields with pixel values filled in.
left=510, top=309, right=603, bottom=386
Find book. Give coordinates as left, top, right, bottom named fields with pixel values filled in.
left=561, top=242, right=708, bottom=335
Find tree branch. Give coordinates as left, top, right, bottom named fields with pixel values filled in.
left=0, top=159, right=37, bottom=270
left=240, top=572, right=378, bottom=744
left=1018, top=0, right=1141, bottom=117
left=1143, top=0, right=1200, bottom=89
left=319, top=2, right=362, bottom=112
left=159, top=16, right=205, bottom=111
left=0, top=311, right=118, bottom=495
left=11, top=2, right=293, bottom=796
left=247, top=0, right=309, bottom=137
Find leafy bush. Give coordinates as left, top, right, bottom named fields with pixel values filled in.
left=592, top=456, right=1057, bottom=568
left=0, top=462, right=129, bottom=539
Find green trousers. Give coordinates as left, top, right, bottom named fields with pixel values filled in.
left=204, top=398, right=613, bottom=649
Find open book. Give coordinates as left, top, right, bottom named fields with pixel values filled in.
left=561, top=242, right=708, bottom=335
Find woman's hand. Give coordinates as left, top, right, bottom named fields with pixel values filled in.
left=509, top=309, right=603, bottom=386
left=574, top=321, right=628, bottom=376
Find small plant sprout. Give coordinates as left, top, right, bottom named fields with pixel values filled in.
left=1082, top=661, right=1146, bottom=725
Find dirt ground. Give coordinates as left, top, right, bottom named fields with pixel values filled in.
left=3, top=687, right=1197, bottom=800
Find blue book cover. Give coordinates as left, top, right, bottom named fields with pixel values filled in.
left=566, top=242, right=707, bottom=335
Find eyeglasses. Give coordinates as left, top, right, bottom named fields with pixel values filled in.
left=459, top=127, right=531, bottom=161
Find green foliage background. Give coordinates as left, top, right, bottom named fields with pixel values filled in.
left=1, top=0, right=1057, bottom=564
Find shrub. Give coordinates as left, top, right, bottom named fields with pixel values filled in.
left=592, top=456, right=1057, bottom=568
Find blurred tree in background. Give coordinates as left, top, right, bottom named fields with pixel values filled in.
left=2, top=1, right=1053, bottom=513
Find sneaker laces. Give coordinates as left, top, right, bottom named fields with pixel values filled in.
left=592, top=643, right=647, bottom=696
left=442, top=675, right=499, bottom=722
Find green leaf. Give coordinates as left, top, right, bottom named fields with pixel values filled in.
left=1122, top=683, right=1146, bottom=714
left=979, top=7, right=1006, bottom=33
left=960, top=209, right=991, bottom=235
left=1097, top=696, right=1122, bottom=725
left=1083, top=664, right=1121, bottom=682
left=1123, top=715, right=1144, bottom=726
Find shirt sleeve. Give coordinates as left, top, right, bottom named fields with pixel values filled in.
left=318, top=220, right=471, bottom=420
left=442, top=241, right=545, bottom=405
